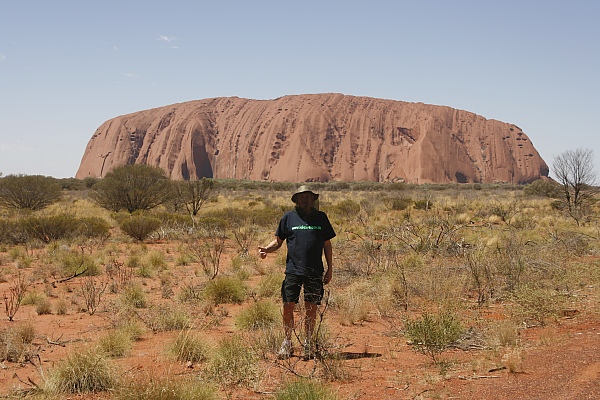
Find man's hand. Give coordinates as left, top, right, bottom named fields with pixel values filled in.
left=257, top=246, right=269, bottom=259
left=258, top=237, right=283, bottom=259
left=323, top=268, right=332, bottom=285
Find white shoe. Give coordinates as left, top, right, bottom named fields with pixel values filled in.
left=277, top=339, right=293, bottom=359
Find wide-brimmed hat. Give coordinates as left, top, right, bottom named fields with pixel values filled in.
left=291, top=185, right=319, bottom=203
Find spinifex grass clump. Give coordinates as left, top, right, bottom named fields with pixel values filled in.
left=144, top=304, right=192, bottom=333
left=205, top=334, right=259, bottom=392
left=235, top=299, right=280, bottom=330
left=203, top=275, right=247, bottom=305
left=275, top=378, right=339, bottom=400
left=115, top=375, right=219, bottom=400
left=44, top=347, right=118, bottom=394
left=97, top=329, right=133, bottom=358
left=0, top=322, right=36, bottom=363
left=169, top=329, right=211, bottom=364
left=404, top=310, right=464, bottom=363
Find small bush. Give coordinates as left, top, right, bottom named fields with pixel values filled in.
left=115, top=375, right=219, bottom=400
left=145, top=305, right=192, bottom=332
left=235, top=299, right=280, bottom=330
left=205, top=334, right=258, bottom=390
left=56, top=250, right=101, bottom=277
left=169, top=329, right=211, bottom=364
left=523, top=179, right=562, bottom=198
left=509, top=285, right=566, bottom=327
left=21, top=290, right=45, bottom=306
left=204, top=276, right=247, bottom=305
left=0, top=174, right=62, bottom=210
left=55, top=298, right=69, bottom=315
left=275, top=379, right=339, bottom=400
left=119, top=215, right=162, bottom=242
left=413, top=198, right=433, bottom=210
left=143, top=250, right=167, bottom=270
left=78, top=216, right=111, bottom=241
left=119, top=319, right=147, bottom=341
left=21, top=214, right=81, bottom=243
left=35, top=298, right=53, bottom=315
left=389, top=197, right=413, bottom=211
left=119, top=283, right=148, bottom=309
left=0, top=323, right=36, bottom=363
left=44, top=347, right=118, bottom=394
left=404, top=310, right=464, bottom=363
left=98, top=329, right=133, bottom=358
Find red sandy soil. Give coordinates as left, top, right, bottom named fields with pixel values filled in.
left=1, top=241, right=599, bottom=400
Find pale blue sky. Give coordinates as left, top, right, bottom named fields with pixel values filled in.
left=1, top=0, right=598, bottom=179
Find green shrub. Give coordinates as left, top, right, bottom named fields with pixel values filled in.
left=44, top=347, right=118, bottom=394
left=404, top=310, right=464, bottom=362
left=20, top=290, right=45, bottom=306
left=119, top=319, right=146, bottom=341
left=119, top=215, right=162, bottom=242
left=56, top=250, right=101, bottom=277
left=204, top=276, right=247, bottom=305
left=143, top=250, right=167, bottom=270
left=0, top=323, right=36, bottom=363
left=389, top=196, right=413, bottom=211
left=169, top=329, right=211, bottom=363
left=98, top=329, right=133, bottom=358
left=205, top=334, right=258, bottom=390
left=413, top=198, right=433, bottom=210
left=21, top=214, right=81, bottom=243
left=91, top=164, right=173, bottom=213
left=523, top=179, right=562, bottom=198
left=329, top=199, right=361, bottom=220
left=275, top=379, right=339, bottom=400
left=77, top=216, right=111, bottom=241
left=145, top=305, right=192, bottom=332
left=119, top=284, right=148, bottom=309
left=509, top=285, right=566, bottom=327
left=35, top=298, right=53, bottom=315
left=235, top=299, right=280, bottom=330
left=115, top=375, right=218, bottom=400
left=0, top=174, right=62, bottom=210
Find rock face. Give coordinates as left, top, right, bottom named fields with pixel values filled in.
left=76, top=93, right=548, bottom=184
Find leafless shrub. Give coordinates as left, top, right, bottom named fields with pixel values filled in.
left=80, top=275, right=109, bottom=315
left=191, top=217, right=228, bottom=279
left=4, top=272, right=28, bottom=321
left=106, top=260, right=135, bottom=293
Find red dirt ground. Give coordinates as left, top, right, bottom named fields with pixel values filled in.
left=1, top=242, right=599, bottom=399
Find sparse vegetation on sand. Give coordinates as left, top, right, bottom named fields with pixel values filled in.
left=0, top=174, right=599, bottom=399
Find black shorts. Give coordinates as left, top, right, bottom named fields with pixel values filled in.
left=281, top=274, right=324, bottom=305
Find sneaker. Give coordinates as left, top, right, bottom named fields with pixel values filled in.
left=277, top=339, right=293, bottom=359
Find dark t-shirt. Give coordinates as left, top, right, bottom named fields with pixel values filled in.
left=275, top=208, right=336, bottom=277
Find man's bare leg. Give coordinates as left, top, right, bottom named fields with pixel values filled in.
left=283, top=302, right=296, bottom=341
left=304, top=301, right=318, bottom=339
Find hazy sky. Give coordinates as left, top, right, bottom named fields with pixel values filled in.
left=1, top=1, right=598, bottom=179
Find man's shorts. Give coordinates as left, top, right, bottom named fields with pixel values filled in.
left=281, top=274, right=324, bottom=305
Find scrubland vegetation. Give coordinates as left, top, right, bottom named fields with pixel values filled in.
left=0, top=169, right=599, bottom=399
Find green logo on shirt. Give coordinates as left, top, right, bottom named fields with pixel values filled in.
left=292, top=225, right=322, bottom=231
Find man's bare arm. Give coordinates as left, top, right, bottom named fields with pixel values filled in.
left=258, top=236, right=283, bottom=259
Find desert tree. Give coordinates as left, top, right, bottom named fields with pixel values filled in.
left=91, top=164, right=173, bottom=213
left=0, top=174, right=62, bottom=211
left=552, top=148, right=597, bottom=224
left=173, top=177, right=215, bottom=216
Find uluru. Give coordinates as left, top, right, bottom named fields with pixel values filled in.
left=76, top=93, right=548, bottom=184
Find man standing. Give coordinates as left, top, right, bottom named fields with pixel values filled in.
left=258, top=185, right=336, bottom=359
